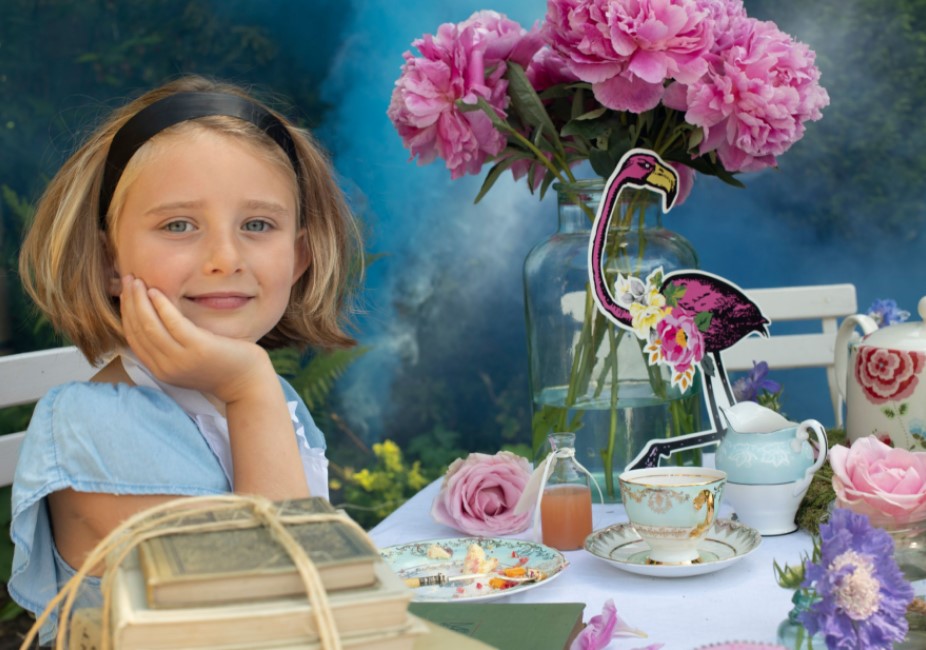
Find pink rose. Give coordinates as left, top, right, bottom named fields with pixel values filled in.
left=855, top=345, right=926, bottom=404
left=830, top=436, right=926, bottom=527
left=431, top=450, right=533, bottom=535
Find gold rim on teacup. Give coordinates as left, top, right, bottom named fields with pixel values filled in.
left=618, top=467, right=727, bottom=488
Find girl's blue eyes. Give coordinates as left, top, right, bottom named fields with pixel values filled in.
left=242, top=220, right=272, bottom=232
left=162, top=220, right=273, bottom=233
left=164, top=221, right=192, bottom=233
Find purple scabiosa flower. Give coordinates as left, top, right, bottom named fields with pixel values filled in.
left=731, top=360, right=781, bottom=402
left=866, top=299, right=911, bottom=328
left=799, top=508, right=914, bottom=649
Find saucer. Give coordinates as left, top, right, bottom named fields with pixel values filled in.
left=584, top=518, right=761, bottom=578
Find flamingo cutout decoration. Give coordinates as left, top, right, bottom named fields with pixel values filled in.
left=587, top=149, right=770, bottom=469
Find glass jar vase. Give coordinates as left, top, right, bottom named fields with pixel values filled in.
left=523, top=179, right=702, bottom=502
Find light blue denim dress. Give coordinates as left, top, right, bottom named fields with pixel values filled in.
left=8, top=376, right=326, bottom=645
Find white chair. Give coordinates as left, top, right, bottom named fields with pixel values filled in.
left=722, top=284, right=859, bottom=428
left=0, top=346, right=97, bottom=487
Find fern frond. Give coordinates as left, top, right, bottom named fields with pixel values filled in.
left=289, top=346, right=369, bottom=410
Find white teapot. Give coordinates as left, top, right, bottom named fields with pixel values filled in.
left=835, top=296, right=926, bottom=450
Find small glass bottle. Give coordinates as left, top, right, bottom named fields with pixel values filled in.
left=541, top=432, right=593, bottom=551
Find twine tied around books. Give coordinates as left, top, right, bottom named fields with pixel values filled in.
left=20, top=494, right=374, bottom=650
left=514, top=446, right=604, bottom=543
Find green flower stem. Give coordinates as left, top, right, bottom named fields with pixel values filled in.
left=599, top=325, right=624, bottom=499
left=504, top=127, right=577, bottom=185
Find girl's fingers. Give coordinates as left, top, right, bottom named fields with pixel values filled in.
left=120, top=276, right=184, bottom=366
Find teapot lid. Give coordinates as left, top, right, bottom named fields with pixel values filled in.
left=862, top=296, right=926, bottom=351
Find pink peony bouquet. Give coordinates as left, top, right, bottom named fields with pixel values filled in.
left=431, top=450, right=533, bottom=535
left=829, top=435, right=926, bottom=527
left=388, top=0, right=829, bottom=206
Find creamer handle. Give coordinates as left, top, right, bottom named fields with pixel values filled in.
left=798, top=419, right=828, bottom=479
left=834, top=314, right=878, bottom=398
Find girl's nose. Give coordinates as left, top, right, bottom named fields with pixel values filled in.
left=203, top=231, right=244, bottom=274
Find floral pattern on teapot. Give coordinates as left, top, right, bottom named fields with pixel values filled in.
left=854, top=346, right=926, bottom=449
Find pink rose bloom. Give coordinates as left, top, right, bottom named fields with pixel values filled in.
left=431, top=450, right=533, bottom=535
left=655, top=310, right=705, bottom=374
left=855, top=346, right=926, bottom=404
left=667, top=16, right=829, bottom=172
left=387, top=12, right=542, bottom=180
left=830, top=436, right=926, bottom=527
left=543, top=0, right=713, bottom=112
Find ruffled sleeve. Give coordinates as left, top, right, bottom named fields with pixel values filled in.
left=8, top=381, right=228, bottom=643
left=278, top=378, right=329, bottom=500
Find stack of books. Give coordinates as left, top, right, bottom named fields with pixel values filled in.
left=67, top=497, right=429, bottom=650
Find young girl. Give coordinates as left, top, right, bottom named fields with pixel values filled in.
left=9, top=75, right=362, bottom=643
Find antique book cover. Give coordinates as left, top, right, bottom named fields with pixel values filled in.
left=138, top=496, right=380, bottom=608
left=69, top=608, right=431, bottom=650
left=112, top=550, right=412, bottom=648
left=408, top=601, right=586, bottom=650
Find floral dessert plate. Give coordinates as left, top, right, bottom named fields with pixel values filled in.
left=379, top=536, right=567, bottom=602
left=584, top=518, right=761, bottom=578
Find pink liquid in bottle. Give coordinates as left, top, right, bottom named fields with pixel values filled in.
left=541, top=484, right=593, bottom=551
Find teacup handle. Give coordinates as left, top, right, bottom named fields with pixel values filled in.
left=796, top=419, right=828, bottom=479
left=689, top=489, right=715, bottom=539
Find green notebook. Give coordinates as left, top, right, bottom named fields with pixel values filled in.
left=408, top=602, right=586, bottom=650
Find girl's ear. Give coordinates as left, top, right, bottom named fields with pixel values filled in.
left=100, top=231, right=122, bottom=296
left=292, top=228, right=311, bottom=284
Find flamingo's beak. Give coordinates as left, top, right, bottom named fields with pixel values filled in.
left=645, top=163, right=678, bottom=211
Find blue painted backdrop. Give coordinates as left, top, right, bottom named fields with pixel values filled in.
left=318, top=0, right=925, bottom=450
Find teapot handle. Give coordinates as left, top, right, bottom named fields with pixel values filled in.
left=834, top=314, right=878, bottom=398
left=797, top=419, right=828, bottom=478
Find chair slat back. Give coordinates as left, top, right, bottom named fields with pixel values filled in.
left=0, top=347, right=97, bottom=487
left=723, top=284, right=858, bottom=427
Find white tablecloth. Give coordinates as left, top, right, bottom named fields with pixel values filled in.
left=369, top=480, right=814, bottom=649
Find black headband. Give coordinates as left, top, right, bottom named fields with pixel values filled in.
left=98, top=91, right=301, bottom=228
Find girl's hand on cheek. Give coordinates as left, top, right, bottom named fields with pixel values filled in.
left=120, top=275, right=273, bottom=403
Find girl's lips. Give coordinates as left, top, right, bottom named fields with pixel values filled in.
left=186, top=294, right=252, bottom=310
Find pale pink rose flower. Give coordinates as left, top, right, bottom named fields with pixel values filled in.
left=830, top=436, right=926, bottom=527
left=431, top=451, right=533, bottom=535
left=544, top=0, right=714, bottom=112
left=388, top=12, right=543, bottom=180
left=672, top=16, right=829, bottom=172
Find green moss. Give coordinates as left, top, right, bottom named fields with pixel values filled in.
left=795, top=428, right=846, bottom=535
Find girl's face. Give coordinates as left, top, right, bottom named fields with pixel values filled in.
left=112, top=129, right=308, bottom=343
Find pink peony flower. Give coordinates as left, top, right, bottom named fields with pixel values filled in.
left=668, top=16, right=830, bottom=172
left=694, top=0, right=748, bottom=52
left=544, top=0, right=714, bottom=112
left=526, top=45, right=580, bottom=92
left=854, top=346, right=926, bottom=404
left=829, top=436, right=926, bottom=527
left=431, top=450, right=533, bottom=535
left=387, top=12, right=542, bottom=180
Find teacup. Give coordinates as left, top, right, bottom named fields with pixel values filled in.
left=619, top=467, right=726, bottom=564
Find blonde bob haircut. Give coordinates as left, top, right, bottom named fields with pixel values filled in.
left=19, top=76, right=362, bottom=364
